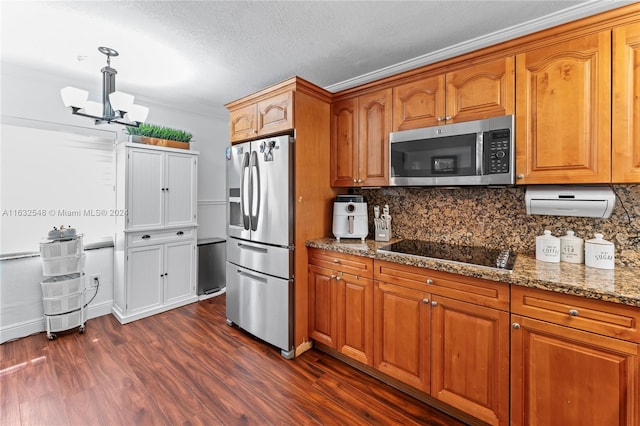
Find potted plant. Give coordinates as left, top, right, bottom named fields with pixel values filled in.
left=126, top=123, right=193, bottom=150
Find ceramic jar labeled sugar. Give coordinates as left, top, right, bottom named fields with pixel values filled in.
left=559, top=230, right=584, bottom=264
left=536, top=230, right=560, bottom=263
left=585, top=233, right=615, bottom=269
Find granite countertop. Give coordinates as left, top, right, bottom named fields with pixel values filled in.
left=306, top=237, right=640, bottom=308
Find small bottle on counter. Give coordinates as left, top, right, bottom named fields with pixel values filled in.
left=536, top=230, right=560, bottom=263
left=585, top=233, right=615, bottom=269
left=559, top=230, right=584, bottom=264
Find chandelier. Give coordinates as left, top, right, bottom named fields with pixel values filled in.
left=60, top=47, right=149, bottom=127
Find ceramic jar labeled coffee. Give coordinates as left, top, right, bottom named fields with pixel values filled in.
left=585, top=233, right=615, bottom=269
left=536, top=230, right=560, bottom=263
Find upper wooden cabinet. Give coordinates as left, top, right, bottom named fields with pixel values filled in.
left=393, top=57, right=515, bottom=131
left=515, top=31, right=612, bottom=184
left=613, top=22, right=640, bottom=183
left=228, top=91, right=293, bottom=143
left=331, top=88, right=391, bottom=187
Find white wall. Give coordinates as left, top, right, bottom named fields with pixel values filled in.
left=0, top=63, right=229, bottom=342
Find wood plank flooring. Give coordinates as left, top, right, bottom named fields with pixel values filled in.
left=1, top=294, right=467, bottom=425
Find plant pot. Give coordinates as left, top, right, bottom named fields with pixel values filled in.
left=129, top=135, right=189, bottom=150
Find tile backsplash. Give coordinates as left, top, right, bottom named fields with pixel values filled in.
left=360, top=184, right=640, bottom=267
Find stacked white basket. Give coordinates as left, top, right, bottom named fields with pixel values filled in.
left=40, top=234, right=86, bottom=339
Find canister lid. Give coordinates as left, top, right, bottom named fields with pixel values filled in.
left=585, top=233, right=613, bottom=245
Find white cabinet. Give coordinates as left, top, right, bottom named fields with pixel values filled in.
left=123, top=146, right=197, bottom=230
left=113, top=143, right=199, bottom=324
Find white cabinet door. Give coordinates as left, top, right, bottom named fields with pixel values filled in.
left=127, top=149, right=164, bottom=229
left=126, top=245, right=163, bottom=315
left=164, top=240, right=195, bottom=305
left=165, top=153, right=197, bottom=227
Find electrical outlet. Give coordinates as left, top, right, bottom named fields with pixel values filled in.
left=89, top=273, right=101, bottom=288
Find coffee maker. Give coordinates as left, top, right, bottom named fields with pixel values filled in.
left=332, top=195, right=368, bottom=241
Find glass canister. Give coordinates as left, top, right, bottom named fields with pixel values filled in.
left=536, top=230, right=560, bottom=263
left=585, top=233, right=615, bottom=269
left=559, top=230, right=584, bottom=264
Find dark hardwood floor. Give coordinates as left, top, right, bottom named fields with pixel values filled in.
left=1, top=294, right=467, bottom=425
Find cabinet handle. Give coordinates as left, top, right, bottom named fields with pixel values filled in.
left=357, top=178, right=363, bottom=183
left=335, top=276, right=342, bottom=281
left=177, top=231, right=184, bottom=236
left=422, top=298, right=429, bottom=304
left=331, top=274, right=337, bottom=279
left=333, top=259, right=340, bottom=264
left=445, top=115, right=452, bottom=120
left=568, top=309, right=579, bottom=317
left=437, top=116, right=444, bottom=122
left=426, top=279, right=433, bottom=285
left=353, top=179, right=358, bottom=183
left=141, top=235, right=151, bottom=239
left=431, top=301, right=438, bottom=307
left=517, top=174, right=524, bottom=180
left=512, top=323, right=521, bottom=330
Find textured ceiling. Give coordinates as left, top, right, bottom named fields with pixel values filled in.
left=0, top=1, right=634, bottom=120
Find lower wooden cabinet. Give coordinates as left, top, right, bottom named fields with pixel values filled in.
left=308, top=249, right=374, bottom=365
left=374, top=281, right=431, bottom=392
left=431, top=295, right=510, bottom=426
left=511, top=314, right=639, bottom=426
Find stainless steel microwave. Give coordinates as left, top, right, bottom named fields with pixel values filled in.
left=389, top=115, right=514, bottom=186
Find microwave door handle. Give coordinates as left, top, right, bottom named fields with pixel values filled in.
left=241, top=152, right=251, bottom=230
left=249, top=150, right=260, bottom=231
left=476, top=132, right=484, bottom=176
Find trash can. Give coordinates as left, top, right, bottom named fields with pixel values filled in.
left=197, top=238, right=226, bottom=296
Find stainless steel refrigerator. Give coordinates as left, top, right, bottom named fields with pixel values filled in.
left=225, top=134, right=295, bottom=358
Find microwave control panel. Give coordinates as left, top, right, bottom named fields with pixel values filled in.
left=485, top=129, right=511, bottom=174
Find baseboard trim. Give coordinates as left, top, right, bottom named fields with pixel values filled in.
left=0, top=299, right=114, bottom=344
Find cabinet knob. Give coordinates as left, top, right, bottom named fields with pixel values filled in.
left=431, top=301, right=438, bottom=307
left=568, top=309, right=579, bottom=317
left=357, top=178, right=363, bottom=183
left=141, top=235, right=151, bottom=239
left=335, top=276, right=342, bottom=281
left=176, top=231, right=184, bottom=236
left=422, top=298, right=429, bottom=304
left=517, top=174, right=524, bottom=179
left=330, top=274, right=337, bottom=279
left=333, top=259, right=340, bottom=264
left=512, top=323, right=521, bottom=329
left=437, top=116, right=444, bottom=122
left=353, top=179, right=358, bottom=183
left=445, top=115, right=452, bottom=121
left=426, top=279, right=433, bottom=285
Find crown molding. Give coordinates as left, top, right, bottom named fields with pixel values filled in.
left=324, top=1, right=636, bottom=93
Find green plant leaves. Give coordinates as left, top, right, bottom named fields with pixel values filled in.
left=126, top=123, right=192, bottom=142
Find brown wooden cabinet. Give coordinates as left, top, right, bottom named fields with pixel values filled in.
left=308, top=248, right=374, bottom=365
left=374, top=259, right=510, bottom=424
left=330, top=88, right=391, bottom=187
left=229, top=91, right=293, bottom=143
left=515, top=31, right=612, bottom=184
left=392, top=57, right=515, bottom=131
left=613, top=22, right=640, bottom=183
left=511, top=286, right=639, bottom=425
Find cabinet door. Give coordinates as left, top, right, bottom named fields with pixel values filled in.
left=613, top=23, right=640, bottom=183
left=511, top=315, right=639, bottom=426
left=515, top=31, right=611, bottom=184
left=431, top=295, right=509, bottom=426
left=127, top=149, right=164, bottom=229
left=393, top=75, right=445, bottom=131
left=374, top=281, right=430, bottom=392
left=257, top=91, right=294, bottom=136
left=165, top=153, right=197, bottom=227
left=164, top=240, right=195, bottom=305
left=446, top=57, right=514, bottom=124
left=358, top=89, right=392, bottom=186
left=308, top=264, right=338, bottom=348
left=126, top=245, right=163, bottom=315
left=330, top=98, right=359, bottom=186
left=230, top=104, right=257, bottom=143
left=338, top=274, right=373, bottom=366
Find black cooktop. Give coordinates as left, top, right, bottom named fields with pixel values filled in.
left=377, top=239, right=516, bottom=272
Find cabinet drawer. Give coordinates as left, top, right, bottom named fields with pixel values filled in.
left=512, top=286, right=640, bottom=343
left=374, top=259, right=509, bottom=310
left=126, top=228, right=195, bottom=247
left=308, top=248, right=373, bottom=278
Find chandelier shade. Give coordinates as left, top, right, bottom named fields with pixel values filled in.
left=60, top=47, right=149, bottom=127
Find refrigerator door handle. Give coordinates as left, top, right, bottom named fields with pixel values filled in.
left=249, top=150, right=260, bottom=231
left=241, top=152, right=251, bottom=230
